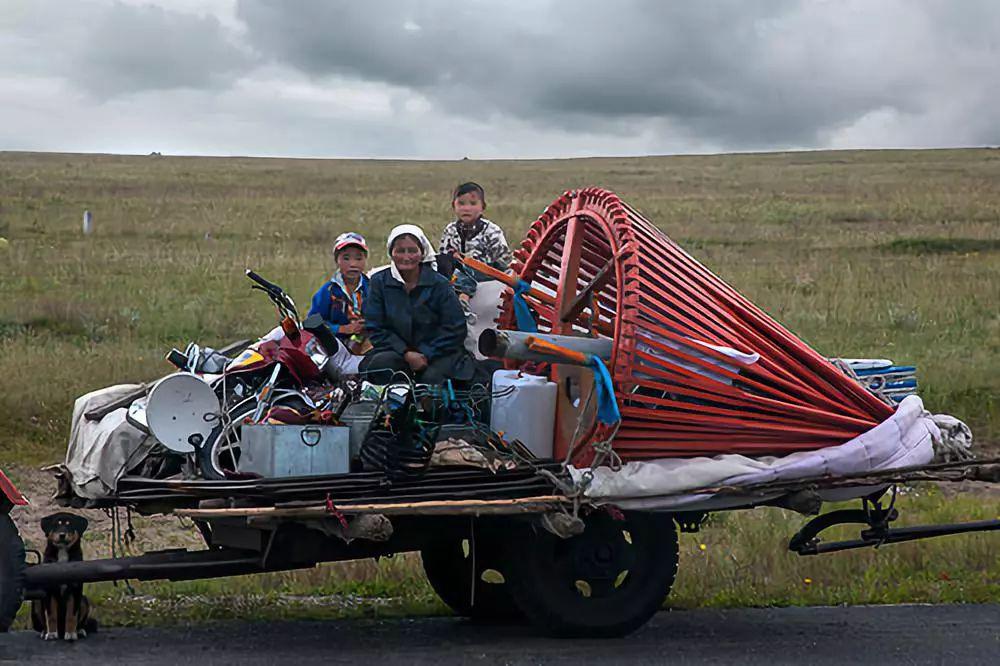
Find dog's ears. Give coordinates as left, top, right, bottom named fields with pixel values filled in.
left=66, top=513, right=89, bottom=536
left=39, top=513, right=58, bottom=535
left=40, top=512, right=89, bottom=536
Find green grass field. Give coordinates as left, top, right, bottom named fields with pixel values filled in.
left=2, top=148, right=999, bottom=624
left=1, top=148, right=997, bottom=464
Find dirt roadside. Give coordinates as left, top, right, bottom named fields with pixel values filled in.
left=5, top=464, right=203, bottom=557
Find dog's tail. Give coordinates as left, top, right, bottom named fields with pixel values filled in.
left=83, top=616, right=99, bottom=634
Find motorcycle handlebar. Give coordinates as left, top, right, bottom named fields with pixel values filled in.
left=245, top=269, right=282, bottom=294
left=245, top=269, right=299, bottom=319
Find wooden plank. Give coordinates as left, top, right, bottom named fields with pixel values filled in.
left=173, top=495, right=571, bottom=519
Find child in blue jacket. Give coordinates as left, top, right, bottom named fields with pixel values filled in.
left=308, top=232, right=370, bottom=350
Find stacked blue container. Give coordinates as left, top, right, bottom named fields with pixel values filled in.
left=843, top=359, right=918, bottom=404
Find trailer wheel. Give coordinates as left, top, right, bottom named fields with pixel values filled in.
left=421, top=527, right=521, bottom=621
left=0, top=513, right=26, bottom=632
left=505, top=510, right=678, bottom=638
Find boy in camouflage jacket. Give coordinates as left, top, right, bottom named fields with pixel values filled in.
left=438, top=182, right=512, bottom=303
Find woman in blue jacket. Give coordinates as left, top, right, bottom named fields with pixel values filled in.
left=360, top=224, right=476, bottom=384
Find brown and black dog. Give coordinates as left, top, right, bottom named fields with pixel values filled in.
left=30, top=512, right=97, bottom=641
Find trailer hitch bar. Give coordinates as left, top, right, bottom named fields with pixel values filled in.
left=790, top=509, right=1000, bottom=556
left=20, top=547, right=296, bottom=598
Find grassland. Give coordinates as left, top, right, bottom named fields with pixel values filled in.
left=2, top=148, right=999, bottom=624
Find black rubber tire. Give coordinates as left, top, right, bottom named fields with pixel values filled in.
left=420, top=525, right=522, bottom=621
left=504, top=510, right=679, bottom=638
left=0, top=513, right=26, bottom=632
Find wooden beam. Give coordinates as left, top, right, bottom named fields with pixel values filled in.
left=460, top=257, right=556, bottom=306
left=553, top=211, right=585, bottom=333
left=560, top=248, right=627, bottom=324
left=173, top=495, right=571, bottom=519
left=462, top=254, right=615, bottom=337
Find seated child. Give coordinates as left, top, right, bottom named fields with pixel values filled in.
left=308, top=231, right=370, bottom=353
left=438, top=182, right=512, bottom=305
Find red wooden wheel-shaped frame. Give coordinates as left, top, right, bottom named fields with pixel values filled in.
left=496, top=188, right=895, bottom=465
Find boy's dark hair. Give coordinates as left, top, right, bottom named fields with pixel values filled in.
left=452, top=181, right=486, bottom=206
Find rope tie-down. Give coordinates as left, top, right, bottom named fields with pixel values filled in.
left=512, top=279, right=539, bottom=333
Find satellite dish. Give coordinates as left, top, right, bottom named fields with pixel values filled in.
left=146, top=373, right=221, bottom=453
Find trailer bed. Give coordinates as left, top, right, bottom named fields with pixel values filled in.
left=56, top=462, right=570, bottom=515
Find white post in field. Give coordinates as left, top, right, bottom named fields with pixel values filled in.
left=82, top=210, right=93, bottom=235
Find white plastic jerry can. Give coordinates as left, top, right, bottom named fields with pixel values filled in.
left=490, top=370, right=558, bottom=459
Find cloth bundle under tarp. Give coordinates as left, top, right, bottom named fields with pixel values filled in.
left=63, top=384, right=156, bottom=499
left=568, top=396, right=972, bottom=511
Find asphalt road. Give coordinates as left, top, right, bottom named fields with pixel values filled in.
left=3, top=604, right=998, bottom=665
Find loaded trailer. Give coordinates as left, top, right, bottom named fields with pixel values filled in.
left=3, top=459, right=999, bottom=638
left=3, top=187, right=999, bottom=637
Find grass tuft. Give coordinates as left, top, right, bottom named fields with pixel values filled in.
left=880, top=237, right=1000, bottom=254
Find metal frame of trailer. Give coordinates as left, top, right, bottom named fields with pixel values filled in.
left=3, top=459, right=999, bottom=638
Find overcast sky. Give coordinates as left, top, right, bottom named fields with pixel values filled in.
left=1, top=0, right=998, bottom=159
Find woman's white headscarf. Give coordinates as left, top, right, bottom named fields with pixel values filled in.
left=386, top=224, right=437, bottom=282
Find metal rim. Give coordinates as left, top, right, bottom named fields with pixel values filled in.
left=208, top=404, right=254, bottom=477
left=540, top=511, right=640, bottom=600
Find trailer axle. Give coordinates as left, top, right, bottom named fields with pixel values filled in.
left=23, top=547, right=269, bottom=592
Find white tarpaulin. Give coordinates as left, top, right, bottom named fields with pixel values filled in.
left=568, top=396, right=967, bottom=510
left=63, top=384, right=155, bottom=499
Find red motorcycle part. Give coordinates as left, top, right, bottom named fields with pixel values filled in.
left=224, top=333, right=319, bottom=386
left=276, top=333, right=321, bottom=386
left=0, top=469, right=28, bottom=506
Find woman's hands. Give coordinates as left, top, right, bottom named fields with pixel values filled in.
left=404, top=350, right=429, bottom=372
left=339, top=318, right=365, bottom=336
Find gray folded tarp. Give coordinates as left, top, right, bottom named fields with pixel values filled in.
left=63, top=384, right=156, bottom=499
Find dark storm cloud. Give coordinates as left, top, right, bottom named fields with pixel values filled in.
left=71, top=2, right=253, bottom=98
left=2, top=0, right=999, bottom=157
left=234, top=0, right=990, bottom=148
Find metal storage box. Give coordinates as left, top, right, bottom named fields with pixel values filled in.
left=338, top=400, right=379, bottom=459
left=240, top=425, right=350, bottom=478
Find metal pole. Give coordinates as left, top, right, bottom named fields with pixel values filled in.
left=478, top=329, right=612, bottom=365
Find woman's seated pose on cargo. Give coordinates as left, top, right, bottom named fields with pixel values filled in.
left=360, top=224, right=476, bottom=384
